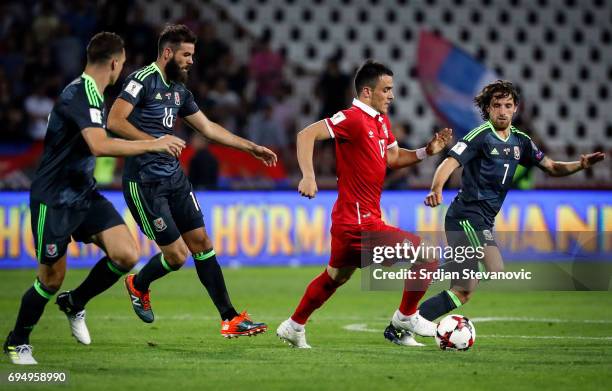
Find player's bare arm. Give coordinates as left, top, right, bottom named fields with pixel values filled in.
left=538, top=152, right=605, bottom=177
left=296, top=120, right=332, bottom=199
left=107, top=98, right=156, bottom=141
left=183, top=110, right=278, bottom=167
left=424, top=156, right=461, bottom=207
left=386, top=128, right=453, bottom=169
left=81, top=127, right=185, bottom=157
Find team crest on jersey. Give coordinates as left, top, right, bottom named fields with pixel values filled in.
left=153, top=217, right=167, bottom=232
left=174, top=92, right=180, bottom=105
left=514, top=146, right=521, bottom=160
left=45, top=244, right=58, bottom=258
left=482, top=230, right=494, bottom=241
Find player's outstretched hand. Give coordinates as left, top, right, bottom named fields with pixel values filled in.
left=580, top=152, right=605, bottom=169
left=250, top=145, right=278, bottom=167
left=424, top=190, right=443, bottom=207
left=298, top=177, right=318, bottom=199
left=155, top=135, right=186, bottom=158
left=425, top=128, right=453, bottom=156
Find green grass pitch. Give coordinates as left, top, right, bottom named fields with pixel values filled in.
left=1, top=266, right=611, bottom=390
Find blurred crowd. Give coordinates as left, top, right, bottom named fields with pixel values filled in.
left=1, top=1, right=604, bottom=191
left=0, top=0, right=333, bottom=190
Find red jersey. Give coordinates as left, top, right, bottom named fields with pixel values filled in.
left=324, top=98, right=397, bottom=228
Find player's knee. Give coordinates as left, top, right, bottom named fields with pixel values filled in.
left=164, top=245, right=189, bottom=268
left=108, top=246, right=140, bottom=269
left=38, top=271, right=65, bottom=291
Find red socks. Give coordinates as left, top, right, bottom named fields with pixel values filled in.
left=399, top=260, right=439, bottom=316
left=291, top=270, right=341, bottom=325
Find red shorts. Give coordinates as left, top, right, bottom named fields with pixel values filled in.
left=328, top=220, right=421, bottom=269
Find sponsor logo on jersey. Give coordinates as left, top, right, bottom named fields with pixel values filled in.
left=174, top=92, right=180, bottom=105
left=46, top=244, right=58, bottom=257
left=165, top=92, right=172, bottom=100
left=89, top=108, right=102, bottom=124
left=491, top=147, right=499, bottom=155
left=452, top=142, right=467, bottom=155
left=155, top=93, right=162, bottom=100
left=368, top=130, right=374, bottom=138
left=125, top=80, right=143, bottom=98
left=514, top=146, right=521, bottom=160
left=504, top=147, right=511, bottom=155
left=153, top=217, right=167, bottom=232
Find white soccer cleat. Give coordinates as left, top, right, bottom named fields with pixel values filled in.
left=391, top=310, right=437, bottom=337
left=398, top=332, right=426, bottom=347
left=276, top=319, right=311, bottom=349
left=5, top=344, right=38, bottom=365
left=66, top=310, right=91, bottom=345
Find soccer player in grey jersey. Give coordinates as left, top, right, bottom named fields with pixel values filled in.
left=4, top=32, right=185, bottom=365
left=108, top=24, right=277, bottom=337
left=409, top=80, right=605, bottom=326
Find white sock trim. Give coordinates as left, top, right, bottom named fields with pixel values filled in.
left=288, top=318, right=305, bottom=332
left=396, top=309, right=417, bottom=320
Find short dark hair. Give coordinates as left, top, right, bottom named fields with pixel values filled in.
left=86, top=32, right=124, bottom=64
left=354, top=60, right=393, bottom=96
left=474, top=80, right=520, bottom=120
left=158, top=24, right=197, bottom=55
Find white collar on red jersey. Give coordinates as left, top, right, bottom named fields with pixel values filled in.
left=352, top=98, right=380, bottom=118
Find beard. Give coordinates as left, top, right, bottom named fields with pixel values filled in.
left=165, top=56, right=189, bottom=84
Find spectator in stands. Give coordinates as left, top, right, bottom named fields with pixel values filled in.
left=315, top=55, right=352, bottom=119
left=209, top=77, right=241, bottom=131
left=218, top=51, right=248, bottom=97
left=24, top=82, right=53, bottom=141
left=61, top=0, right=97, bottom=46
left=196, top=24, right=229, bottom=81
left=52, top=23, right=84, bottom=80
left=249, top=33, right=284, bottom=105
left=32, top=1, right=59, bottom=46
left=247, top=98, right=288, bottom=149
left=189, top=134, right=219, bottom=190
left=385, top=123, right=419, bottom=189
left=272, top=82, right=298, bottom=144
left=124, top=5, right=157, bottom=60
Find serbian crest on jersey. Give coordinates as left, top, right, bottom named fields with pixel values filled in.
left=174, top=92, right=180, bottom=105
left=514, top=146, right=520, bottom=160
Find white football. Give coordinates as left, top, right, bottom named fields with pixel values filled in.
left=435, top=314, right=476, bottom=351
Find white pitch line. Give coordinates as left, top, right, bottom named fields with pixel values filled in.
left=344, top=323, right=612, bottom=341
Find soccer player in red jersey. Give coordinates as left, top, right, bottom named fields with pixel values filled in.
left=276, top=60, right=452, bottom=348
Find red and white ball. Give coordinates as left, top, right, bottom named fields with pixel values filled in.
left=435, top=314, right=476, bottom=351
